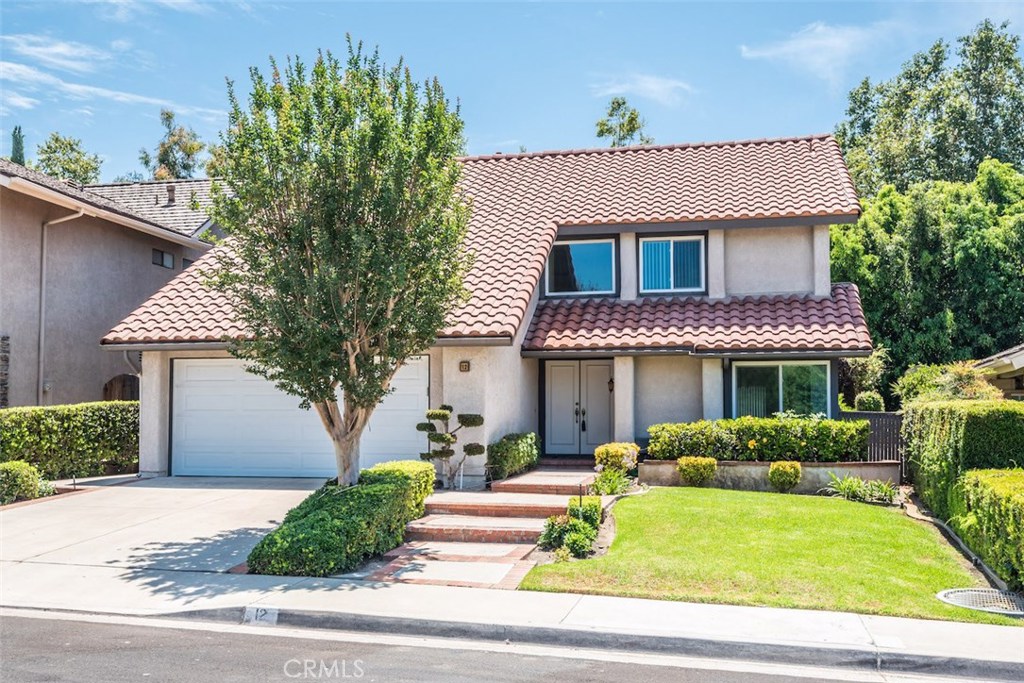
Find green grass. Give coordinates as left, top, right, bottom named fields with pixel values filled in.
left=522, top=487, right=1021, bottom=626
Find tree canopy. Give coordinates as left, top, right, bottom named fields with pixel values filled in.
left=836, top=20, right=1024, bottom=198
left=832, top=159, right=1024, bottom=396
left=139, top=109, right=205, bottom=180
left=209, top=41, right=471, bottom=484
left=596, top=97, right=653, bottom=147
left=34, top=132, right=101, bottom=185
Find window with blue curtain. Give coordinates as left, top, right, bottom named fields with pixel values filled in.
left=641, top=237, right=704, bottom=292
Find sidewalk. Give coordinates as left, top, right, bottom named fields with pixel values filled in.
left=1, top=559, right=1022, bottom=679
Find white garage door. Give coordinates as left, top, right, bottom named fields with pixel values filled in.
left=171, top=357, right=429, bottom=477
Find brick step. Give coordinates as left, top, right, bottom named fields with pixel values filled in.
left=538, top=457, right=596, bottom=469
left=406, top=515, right=545, bottom=544
left=491, top=470, right=595, bottom=496
left=425, top=492, right=571, bottom=518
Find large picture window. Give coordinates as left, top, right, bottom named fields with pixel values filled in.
left=640, top=236, right=704, bottom=293
left=733, top=362, right=830, bottom=417
left=545, top=239, right=616, bottom=295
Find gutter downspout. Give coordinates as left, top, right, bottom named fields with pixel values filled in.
left=123, top=350, right=142, bottom=375
left=38, top=209, right=85, bottom=405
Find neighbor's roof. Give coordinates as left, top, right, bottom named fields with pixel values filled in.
left=0, top=158, right=211, bottom=240
left=523, top=283, right=872, bottom=355
left=88, top=178, right=214, bottom=236
left=976, top=342, right=1024, bottom=371
left=103, top=134, right=860, bottom=346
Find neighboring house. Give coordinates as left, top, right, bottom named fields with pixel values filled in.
left=976, top=343, right=1024, bottom=400
left=102, top=135, right=872, bottom=485
left=0, top=159, right=212, bottom=408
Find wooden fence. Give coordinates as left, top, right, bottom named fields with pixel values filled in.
left=840, top=410, right=905, bottom=479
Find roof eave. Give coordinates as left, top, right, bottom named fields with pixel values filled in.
left=1, top=175, right=208, bottom=249
left=521, top=347, right=871, bottom=358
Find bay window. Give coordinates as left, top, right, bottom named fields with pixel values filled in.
left=545, top=238, right=616, bottom=296
left=640, top=235, right=704, bottom=293
left=733, top=361, right=830, bottom=417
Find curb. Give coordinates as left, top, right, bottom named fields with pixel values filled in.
left=161, top=606, right=1024, bottom=681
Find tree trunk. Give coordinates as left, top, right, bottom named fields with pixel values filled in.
left=314, top=398, right=369, bottom=486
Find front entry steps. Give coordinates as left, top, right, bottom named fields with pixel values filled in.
left=424, top=491, right=574, bottom=518
left=366, top=542, right=536, bottom=589
left=490, top=469, right=596, bottom=495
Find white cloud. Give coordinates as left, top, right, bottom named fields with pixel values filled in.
left=4, top=91, right=40, bottom=109
left=110, top=39, right=133, bottom=52
left=86, top=0, right=214, bottom=22
left=0, top=61, right=226, bottom=122
left=0, top=34, right=112, bottom=74
left=740, top=21, right=898, bottom=87
left=591, top=73, right=694, bottom=107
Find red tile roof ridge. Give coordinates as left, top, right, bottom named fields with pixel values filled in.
left=460, top=133, right=837, bottom=163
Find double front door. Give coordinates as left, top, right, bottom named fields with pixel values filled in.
left=545, top=360, right=613, bottom=455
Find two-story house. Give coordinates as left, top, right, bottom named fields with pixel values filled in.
left=101, top=135, right=872, bottom=485
left=0, top=159, right=212, bottom=408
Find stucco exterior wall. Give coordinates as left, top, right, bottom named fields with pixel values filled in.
left=723, top=226, right=815, bottom=296
left=634, top=355, right=703, bottom=437
left=0, top=188, right=203, bottom=407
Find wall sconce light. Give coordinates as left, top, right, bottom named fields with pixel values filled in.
left=459, top=360, right=471, bottom=373
left=607, top=377, right=615, bottom=393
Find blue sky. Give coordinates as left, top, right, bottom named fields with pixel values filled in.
left=2, top=1, right=1022, bottom=182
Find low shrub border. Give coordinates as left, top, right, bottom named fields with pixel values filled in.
left=949, top=469, right=1024, bottom=591
left=648, top=416, right=869, bottom=463
left=247, top=459, right=434, bottom=577
left=486, top=432, right=538, bottom=481
left=639, top=459, right=901, bottom=495
left=0, top=401, right=139, bottom=479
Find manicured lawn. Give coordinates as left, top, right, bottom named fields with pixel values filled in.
left=521, top=487, right=1020, bottom=625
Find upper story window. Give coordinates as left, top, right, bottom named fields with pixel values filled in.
left=639, top=235, right=705, bottom=294
left=545, top=238, right=616, bottom=296
left=152, top=249, right=174, bottom=269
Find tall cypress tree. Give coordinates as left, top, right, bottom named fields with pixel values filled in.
left=11, top=126, right=25, bottom=165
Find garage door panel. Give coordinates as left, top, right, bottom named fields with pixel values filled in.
left=172, top=357, right=428, bottom=477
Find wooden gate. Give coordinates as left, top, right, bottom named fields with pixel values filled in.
left=840, top=411, right=905, bottom=479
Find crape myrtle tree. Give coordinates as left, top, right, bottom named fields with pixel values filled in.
left=208, top=40, right=471, bottom=485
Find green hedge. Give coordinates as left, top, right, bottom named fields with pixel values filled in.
left=0, top=401, right=139, bottom=479
left=904, top=400, right=1024, bottom=519
left=486, top=432, right=538, bottom=481
left=248, top=459, right=434, bottom=577
left=648, top=416, right=869, bottom=463
left=949, top=469, right=1024, bottom=591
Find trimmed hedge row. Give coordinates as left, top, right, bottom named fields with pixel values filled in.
left=648, top=416, right=869, bottom=463
left=904, top=400, right=1024, bottom=519
left=486, top=432, right=538, bottom=481
left=0, top=401, right=139, bottom=479
left=247, top=460, right=435, bottom=577
left=949, top=469, right=1024, bottom=591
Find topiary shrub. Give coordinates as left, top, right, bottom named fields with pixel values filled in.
left=0, top=461, right=44, bottom=504
left=0, top=401, right=138, bottom=479
left=949, top=469, right=1024, bottom=590
left=903, top=400, right=1024, bottom=519
left=676, top=456, right=717, bottom=486
left=568, top=495, right=602, bottom=529
left=854, top=391, right=885, bottom=412
left=593, top=442, right=639, bottom=472
left=768, top=461, right=801, bottom=492
left=417, top=405, right=484, bottom=489
left=486, top=432, right=538, bottom=481
left=647, top=421, right=737, bottom=460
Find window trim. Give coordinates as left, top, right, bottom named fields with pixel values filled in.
left=731, top=360, right=831, bottom=418
left=543, top=237, right=618, bottom=298
left=638, top=234, right=706, bottom=294
left=152, top=249, right=174, bottom=269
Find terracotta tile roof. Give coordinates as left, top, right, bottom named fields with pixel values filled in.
left=0, top=159, right=208, bottom=239
left=523, top=284, right=872, bottom=354
left=447, top=134, right=858, bottom=338
left=88, top=178, right=214, bottom=236
left=103, top=245, right=243, bottom=345
left=102, top=134, right=861, bottom=346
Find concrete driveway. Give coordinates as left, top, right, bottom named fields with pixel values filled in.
left=0, top=477, right=320, bottom=573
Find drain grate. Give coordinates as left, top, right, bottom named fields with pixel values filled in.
left=937, top=588, right=1024, bottom=617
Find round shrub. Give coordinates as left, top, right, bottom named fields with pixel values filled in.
left=676, top=456, right=717, bottom=486
left=768, top=461, right=802, bottom=493
left=594, top=442, right=639, bottom=472
left=539, top=514, right=596, bottom=550
left=0, top=461, right=43, bottom=505
left=854, top=391, right=885, bottom=412
left=564, top=530, right=594, bottom=558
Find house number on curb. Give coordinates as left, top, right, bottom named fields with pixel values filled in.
left=243, top=605, right=279, bottom=626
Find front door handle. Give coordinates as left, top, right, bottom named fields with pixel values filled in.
left=574, top=402, right=580, bottom=424
left=581, top=407, right=587, bottom=432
